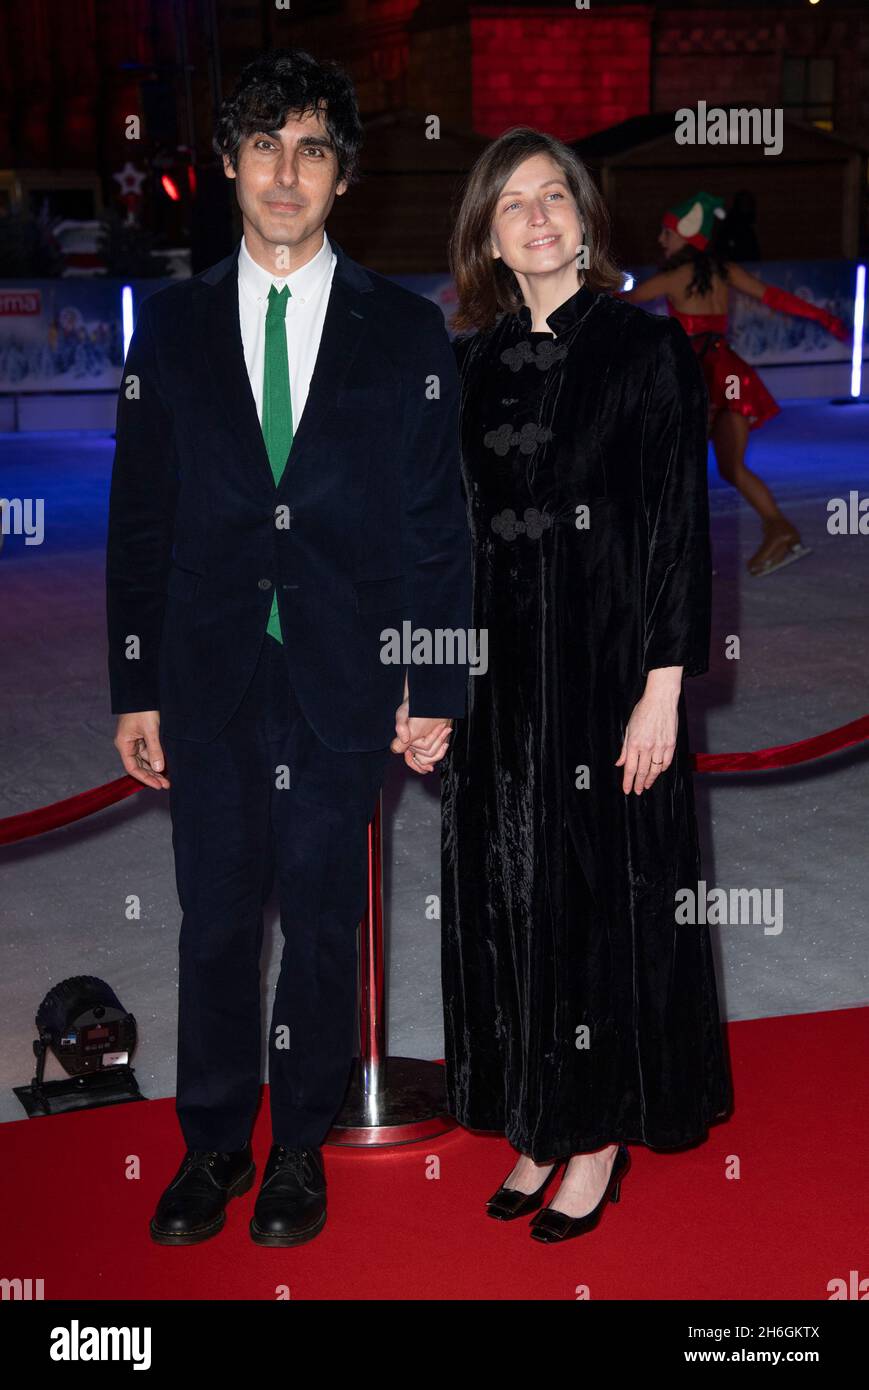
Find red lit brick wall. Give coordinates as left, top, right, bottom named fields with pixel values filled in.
left=653, top=7, right=869, bottom=135
left=471, top=6, right=651, bottom=141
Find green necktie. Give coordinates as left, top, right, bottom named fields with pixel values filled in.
left=263, top=284, right=294, bottom=643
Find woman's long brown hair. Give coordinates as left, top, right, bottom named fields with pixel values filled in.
left=449, top=126, right=622, bottom=334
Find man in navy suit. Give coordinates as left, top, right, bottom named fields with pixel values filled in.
left=106, top=50, right=472, bottom=1247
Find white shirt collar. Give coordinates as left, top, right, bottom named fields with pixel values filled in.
left=238, top=231, right=334, bottom=307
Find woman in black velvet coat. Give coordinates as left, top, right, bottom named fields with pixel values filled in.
left=407, top=128, right=733, bottom=1242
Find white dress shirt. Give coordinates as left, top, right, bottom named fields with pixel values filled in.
left=237, top=231, right=337, bottom=429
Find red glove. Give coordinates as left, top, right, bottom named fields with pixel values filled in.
left=761, top=284, right=849, bottom=342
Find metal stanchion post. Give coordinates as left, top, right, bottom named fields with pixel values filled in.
left=326, top=792, right=457, bottom=1146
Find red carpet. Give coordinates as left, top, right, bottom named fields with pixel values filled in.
left=3, top=1007, right=866, bottom=1301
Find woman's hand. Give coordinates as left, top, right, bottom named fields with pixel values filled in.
left=615, top=667, right=682, bottom=794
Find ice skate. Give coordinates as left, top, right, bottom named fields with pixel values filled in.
left=748, top=518, right=811, bottom=577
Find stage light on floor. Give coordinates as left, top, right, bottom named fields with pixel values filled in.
left=13, top=975, right=145, bottom=1117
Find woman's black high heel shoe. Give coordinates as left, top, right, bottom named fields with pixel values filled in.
left=529, top=1143, right=630, bottom=1242
left=486, top=1159, right=565, bottom=1221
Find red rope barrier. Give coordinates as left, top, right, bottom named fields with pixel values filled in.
left=691, top=714, right=869, bottom=773
left=0, top=716, right=866, bottom=847
left=0, top=775, right=142, bottom=846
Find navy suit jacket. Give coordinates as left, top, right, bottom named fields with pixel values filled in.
left=106, top=238, right=473, bottom=751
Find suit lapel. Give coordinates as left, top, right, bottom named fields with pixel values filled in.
left=196, top=239, right=374, bottom=495
left=198, top=248, right=273, bottom=492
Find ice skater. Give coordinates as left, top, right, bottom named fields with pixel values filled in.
left=621, top=192, right=848, bottom=576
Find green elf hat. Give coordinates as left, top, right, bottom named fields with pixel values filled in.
left=662, top=191, right=727, bottom=249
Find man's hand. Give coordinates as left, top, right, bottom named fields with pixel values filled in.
left=391, top=697, right=453, bottom=776
left=114, top=711, right=170, bottom=790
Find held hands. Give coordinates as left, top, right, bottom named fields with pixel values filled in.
left=391, top=675, right=453, bottom=775
left=615, top=667, right=682, bottom=795
left=114, top=711, right=170, bottom=790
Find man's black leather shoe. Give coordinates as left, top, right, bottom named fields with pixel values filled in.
left=249, top=1145, right=326, bottom=1247
left=149, top=1143, right=255, bottom=1245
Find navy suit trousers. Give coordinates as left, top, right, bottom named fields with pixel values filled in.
left=163, top=631, right=392, bottom=1151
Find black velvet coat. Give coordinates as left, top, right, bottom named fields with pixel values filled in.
left=440, top=284, right=733, bottom=1159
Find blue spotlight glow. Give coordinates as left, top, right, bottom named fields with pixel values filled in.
left=850, top=264, right=865, bottom=400
left=121, top=285, right=134, bottom=361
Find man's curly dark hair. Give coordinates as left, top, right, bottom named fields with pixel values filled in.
left=212, top=49, right=363, bottom=186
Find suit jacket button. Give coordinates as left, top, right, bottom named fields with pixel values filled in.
left=258, top=578, right=272, bottom=590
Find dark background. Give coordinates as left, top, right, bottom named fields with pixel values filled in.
left=0, top=0, right=867, bottom=276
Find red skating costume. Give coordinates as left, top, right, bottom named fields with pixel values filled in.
left=659, top=193, right=846, bottom=430
left=668, top=305, right=780, bottom=431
